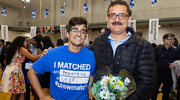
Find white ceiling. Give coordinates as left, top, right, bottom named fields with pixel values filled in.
left=0, top=0, right=38, bottom=9
left=0, top=0, right=22, bottom=7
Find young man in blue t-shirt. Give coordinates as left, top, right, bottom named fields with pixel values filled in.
left=28, top=17, right=95, bottom=100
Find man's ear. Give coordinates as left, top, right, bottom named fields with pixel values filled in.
left=66, top=32, right=69, bottom=38
left=85, top=34, right=87, bottom=39
left=106, top=16, right=108, bottom=21
left=163, top=39, right=165, bottom=42
left=106, top=16, right=109, bottom=28
left=128, top=16, right=132, bottom=22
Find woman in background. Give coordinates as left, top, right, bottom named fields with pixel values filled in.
left=56, top=38, right=64, bottom=47
left=0, top=36, right=41, bottom=100
left=40, top=36, right=54, bottom=96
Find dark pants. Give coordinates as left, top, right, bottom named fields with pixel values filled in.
left=25, top=83, right=30, bottom=100
left=0, top=61, right=5, bottom=71
left=177, top=78, right=180, bottom=100
left=152, top=71, right=173, bottom=100
left=22, top=59, right=30, bottom=100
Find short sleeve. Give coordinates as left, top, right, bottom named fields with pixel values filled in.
left=32, top=54, right=49, bottom=74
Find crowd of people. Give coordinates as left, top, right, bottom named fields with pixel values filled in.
left=0, top=35, right=64, bottom=100
left=0, top=0, right=180, bottom=100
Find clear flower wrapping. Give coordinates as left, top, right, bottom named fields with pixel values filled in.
left=91, top=69, right=136, bottom=100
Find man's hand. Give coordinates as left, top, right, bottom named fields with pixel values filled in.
left=40, top=47, right=52, bottom=57
left=169, top=63, right=175, bottom=69
left=40, top=96, right=55, bottom=100
left=40, top=49, right=48, bottom=57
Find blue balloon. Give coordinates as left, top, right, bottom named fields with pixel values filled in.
left=32, top=10, right=36, bottom=18
left=45, top=8, right=49, bottom=17
left=2, top=7, right=6, bottom=16
left=61, top=7, right=65, bottom=15
left=152, top=0, right=157, bottom=5
left=129, top=0, right=134, bottom=8
left=84, top=3, right=88, bottom=13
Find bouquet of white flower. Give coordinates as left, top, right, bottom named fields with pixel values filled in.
left=91, top=69, right=136, bottom=100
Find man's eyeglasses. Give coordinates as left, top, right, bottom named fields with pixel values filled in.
left=71, top=28, right=87, bottom=36
left=108, top=13, right=129, bottom=20
left=166, top=39, right=176, bottom=42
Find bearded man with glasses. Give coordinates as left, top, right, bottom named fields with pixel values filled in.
left=89, top=0, right=157, bottom=100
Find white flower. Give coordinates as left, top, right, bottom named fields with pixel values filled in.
left=110, top=77, right=118, bottom=85
left=114, top=84, right=121, bottom=90
left=109, top=93, right=114, bottom=96
left=108, top=93, right=116, bottom=100
left=100, top=75, right=111, bottom=85
left=100, top=90, right=110, bottom=99
left=119, top=85, right=126, bottom=91
left=101, top=85, right=108, bottom=91
left=114, top=84, right=126, bottom=91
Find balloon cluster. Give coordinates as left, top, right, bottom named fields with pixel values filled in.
left=32, top=10, right=36, bottom=18
left=129, top=0, right=134, bottom=9
left=84, top=3, right=88, bottom=13
left=45, top=8, right=49, bottom=17
left=61, top=7, right=65, bottom=16
left=2, top=7, right=6, bottom=16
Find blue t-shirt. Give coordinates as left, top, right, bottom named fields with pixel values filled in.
left=32, top=46, right=96, bottom=100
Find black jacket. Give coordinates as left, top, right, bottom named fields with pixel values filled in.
left=89, top=28, right=157, bottom=100
left=155, top=45, right=180, bottom=72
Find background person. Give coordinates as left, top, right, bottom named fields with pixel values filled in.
left=64, top=37, right=69, bottom=45
left=40, top=36, right=55, bottom=96
left=0, top=39, right=7, bottom=72
left=135, top=30, right=143, bottom=37
left=85, top=41, right=93, bottom=48
left=22, top=39, right=33, bottom=100
left=30, top=35, right=43, bottom=100
left=152, top=33, right=180, bottom=100
left=100, top=28, right=110, bottom=35
left=56, top=38, right=64, bottom=47
left=5, top=41, right=12, bottom=47
left=0, top=36, right=41, bottom=100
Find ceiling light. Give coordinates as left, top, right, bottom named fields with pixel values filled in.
left=26, top=0, right=30, bottom=2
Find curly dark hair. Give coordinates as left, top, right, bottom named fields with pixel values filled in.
left=107, top=0, right=132, bottom=16
left=67, top=17, right=88, bottom=33
left=5, top=36, right=26, bottom=65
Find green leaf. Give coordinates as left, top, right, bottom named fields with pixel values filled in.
left=107, top=81, right=112, bottom=93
